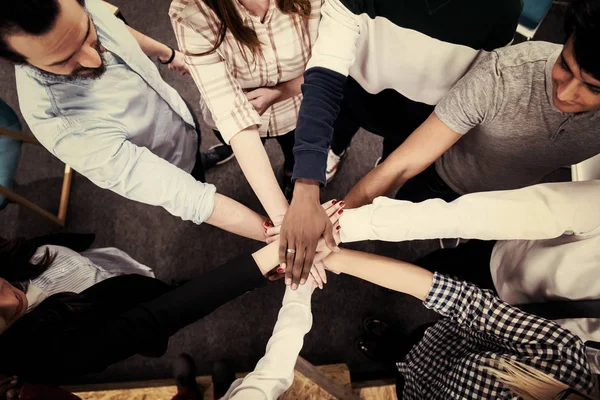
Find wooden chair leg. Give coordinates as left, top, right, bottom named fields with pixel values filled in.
left=57, top=165, right=73, bottom=224
left=0, top=127, right=39, bottom=144
left=0, top=185, right=64, bottom=226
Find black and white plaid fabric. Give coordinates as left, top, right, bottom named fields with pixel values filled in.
left=396, top=273, right=595, bottom=399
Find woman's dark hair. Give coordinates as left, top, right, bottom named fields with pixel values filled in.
left=0, top=237, right=56, bottom=282
left=199, top=0, right=311, bottom=59
left=0, top=0, right=86, bottom=63
left=564, top=0, right=600, bottom=81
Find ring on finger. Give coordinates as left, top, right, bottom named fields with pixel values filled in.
left=286, top=248, right=296, bottom=254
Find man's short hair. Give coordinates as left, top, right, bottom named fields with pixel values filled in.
left=0, top=0, right=86, bottom=63
left=565, top=0, right=600, bottom=81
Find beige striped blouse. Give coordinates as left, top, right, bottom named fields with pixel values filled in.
left=170, top=0, right=322, bottom=142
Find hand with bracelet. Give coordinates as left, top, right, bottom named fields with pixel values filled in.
left=159, top=46, right=189, bottom=75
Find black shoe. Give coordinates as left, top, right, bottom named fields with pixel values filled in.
left=356, top=337, right=382, bottom=361
left=173, top=353, right=202, bottom=398
left=201, top=144, right=234, bottom=170
left=212, top=360, right=236, bottom=399
left=363, top=317, right=389, bottom=338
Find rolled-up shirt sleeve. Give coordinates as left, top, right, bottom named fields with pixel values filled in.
left=45, top=118, right=216, bottom=224
left=171, top=16, right=261, bottom=143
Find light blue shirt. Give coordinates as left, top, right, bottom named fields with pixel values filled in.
left=15, top=0, right=215, bottom=224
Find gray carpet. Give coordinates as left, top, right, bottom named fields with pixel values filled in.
left=0, top=0, right=568, bottom=384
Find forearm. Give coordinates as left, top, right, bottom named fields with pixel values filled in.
left=274, top=75, right=304, bottom=103
left=343, top=162, right=410, bottom=209
left=228, top=284, right=313, bottom=399
left=252, top=241, right=279, bottom=275
left=127, top=26, right=172, bottom=60
left=325, top=249, right=433, bottom=301
left=341, top=181, right=600, bottom=243
left=344, top=113, right=461, bottom=209
left=230, top=128, right=289, bottom=219
left=206, top=193, right=266, bottom=241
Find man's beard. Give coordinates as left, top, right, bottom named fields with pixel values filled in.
left=65, top=38, right=107, bottom=81
left=34, top=38, right=107, bottom=82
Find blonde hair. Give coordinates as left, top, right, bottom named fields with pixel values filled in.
left=484, top=357, right=596, bottom=400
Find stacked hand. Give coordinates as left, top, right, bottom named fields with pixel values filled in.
left=264, top=200, right=344, bottom=289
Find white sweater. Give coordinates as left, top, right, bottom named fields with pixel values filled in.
left=222, top=283, right=314, bottom=399
left=340, top=180, right=600, bottom=341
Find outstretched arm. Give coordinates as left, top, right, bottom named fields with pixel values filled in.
left=280, top=0, right=362, bottom=287
left=343, top=113, right=461, bottom=209
left=339, top=180, right=600, bottom=243
left=226, top=283, right=314, bottom=399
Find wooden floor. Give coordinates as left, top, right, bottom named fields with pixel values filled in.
left=68, top=364, right=397, bottom=400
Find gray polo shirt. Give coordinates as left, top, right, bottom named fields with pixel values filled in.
left=434, top=41, right=600, bottom=195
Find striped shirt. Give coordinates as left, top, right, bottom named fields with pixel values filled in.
left=170, top=0, right=322, bottom=143
left=24, top=245, right=154, bottom=311
left=397, top=273, right=595, bottom=399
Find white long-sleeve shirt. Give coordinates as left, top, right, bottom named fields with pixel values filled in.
left=340, top=181, right=600, bottom=341
left=222, top=283, right=314, bottom=400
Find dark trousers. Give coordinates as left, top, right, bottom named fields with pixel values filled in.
left=416, top=239, right=497, bottom=291
left=213, top=130, right=296, bottom=173
left=330, top=77, right=434, bottom=161
left=395, top=165, right=460, bottom=203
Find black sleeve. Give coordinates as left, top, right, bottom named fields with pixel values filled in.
left=28, top=233, right=96, bottom=253
left=292, top=67, right=347, bottom=184
left=12, top=254, right=266, bottom=382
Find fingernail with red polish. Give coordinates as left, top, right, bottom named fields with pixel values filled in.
left=332, top=199, right=338, bottom=204
left=336, top=225, right=341, bottom=230
left=339, top=201, right=345, bottom=207
left=277, top=268, right=284, bottom=273
left=268, top=220, right=274, bottom=227
left=338, top=209, right=344, bottom=215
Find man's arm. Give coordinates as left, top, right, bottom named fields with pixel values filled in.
left=344, top=50, right=506, bottom=209
left=339, top=180, right=600, bottom=243
left=125, top=26, right=189, bottom=74
left=343, top=113, right=461, bottom=208
left=226, top=283, right=314, bottom=399
left=44, top=121, right=265, bottom=241
left=281, top=0, right=361, bottom=287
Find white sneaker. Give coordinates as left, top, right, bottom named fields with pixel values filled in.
left=326, top=148, right=347, bottom=183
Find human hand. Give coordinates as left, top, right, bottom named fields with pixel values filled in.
left=164, top=50, right=190, bottom=75
left=280, top=183, right=342, bottom=289
left=0, top=376, right=19, bottom=400
left=246, top=87, right=281, bottom=115
left=265, top=200, right=342, bottom=244
left=264, top=215, right=285, bottom=244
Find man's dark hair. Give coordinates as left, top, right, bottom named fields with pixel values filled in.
left=0, top=0, right=85, bottom=63
left=565, top=0, right=600, bottom=80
